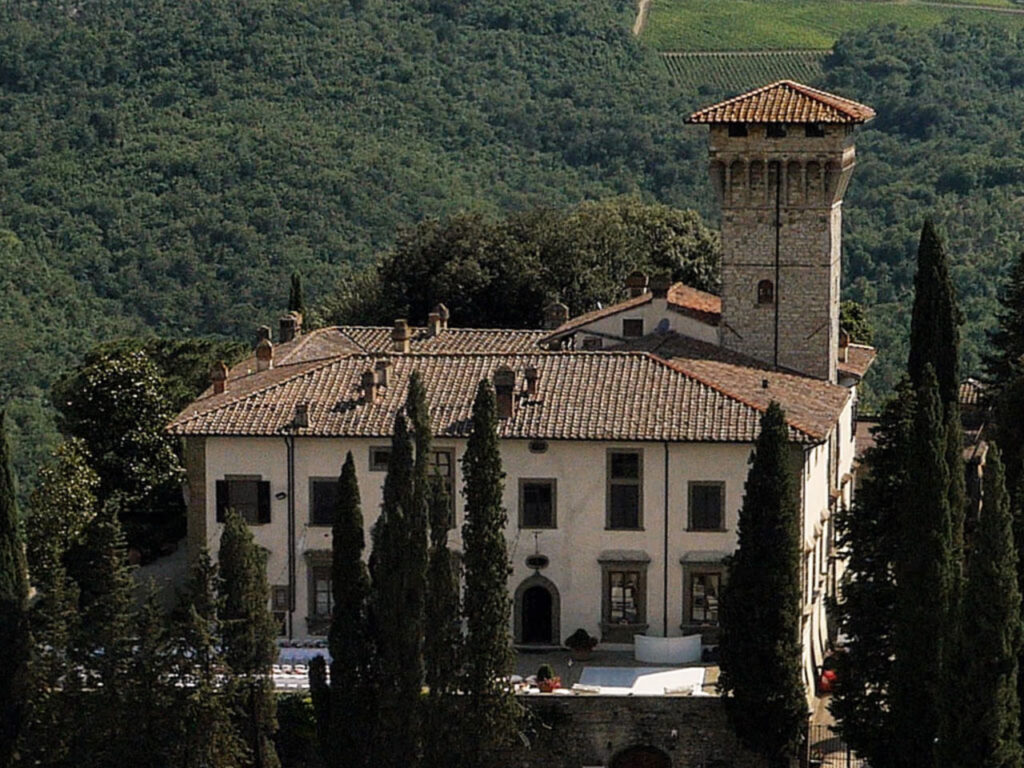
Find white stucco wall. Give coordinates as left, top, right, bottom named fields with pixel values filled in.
left=573, top=297, right=720, bottom=348
left=200, top=426, right=841, bottom=662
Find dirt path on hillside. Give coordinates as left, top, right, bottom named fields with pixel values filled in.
left=633, top=0, right=652, bottom=36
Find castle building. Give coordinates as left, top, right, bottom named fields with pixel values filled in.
left=169, top=81, right=875, bottom=706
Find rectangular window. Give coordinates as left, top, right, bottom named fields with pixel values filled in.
left=431, top=448, right=455, bottom=526
left=311, top=564, right=333, bottom=619
left=689, top=572, right=721, bottom=624
left=581, top=337, right=603, bottom=350
left=271, top=585, right=289, bottom=635
left=805, top=123, right=826, bottom=138
left=607, top=451, right=642, bottom=529
left=309, top=478, right=338, bottom=527
left=369, top=446, right=391, bottom=472
left=215, top=477, right=270, bottom=524
left=622, top=318, right=644, bottom=338
left=688, top=482, right=725, bottom=531
left=767, top=124, right=787, bottom=138
left=519, top=479, right=556, bottom=528
left=608, top=570, right=640, bottom=624
left=727, top=123, right=748, bottom=137
left=600, top=560, right=648, bottom=642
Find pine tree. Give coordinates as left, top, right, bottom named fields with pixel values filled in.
left=288, top=272, right=305, bottom=316
left=0, top=411, right=31, bottom=768
left=891, top=367, right=954, bottom=768
left=940, top=444, right=1023, bottom=768
left=830, top=383, right=914, bottom=768
left=461, top=380, right=519, bottom=767
left=369, top=407, right=423, bottom=768
left=717, top=402, right=806, bottom=768
left=219, top=509, right=281, bottom=768
left=423, top=476, right=462, bottom=768
left=311, top=452, right=375, bottom=768
left=170, top=550, right=246, bottom=768
left=984, top=250, right=1024, bottom=498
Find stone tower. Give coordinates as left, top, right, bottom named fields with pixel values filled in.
left=687, top=81, right=874, bottom=381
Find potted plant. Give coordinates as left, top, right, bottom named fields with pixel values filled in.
left=536, top=663, right=561, bottom=693
left=564, top=628, right=598, bottom=661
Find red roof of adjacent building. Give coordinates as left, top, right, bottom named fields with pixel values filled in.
left=687, top=80, right=875, bottom=125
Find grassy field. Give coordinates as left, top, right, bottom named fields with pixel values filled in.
left=661, top=50, right=827, bottom=91
left=643, top=0, right=1024, bottom=51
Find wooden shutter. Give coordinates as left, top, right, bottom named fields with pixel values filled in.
left=257, top=481, right=271, bottom=524
left=215, top=480, right=228, bottom=523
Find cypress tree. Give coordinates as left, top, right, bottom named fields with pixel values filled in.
left=830, top=383, right=914, bottom=768
left=984, top=250, right=1024, bottom=499
left=219, top=509, right=281, bottom=768
left=312, top=451, right=374, bottom=768
left=171, top=550, right=246, bottom=768
left=423, top=476, right=462, bottom=768
left=461, top=380, right=519, bottom=766
left=891, top=367, right=954, bottom=768
left=717, top=402, right=805, bottom=768
left=0, top=410, right=30, bottom=768
left=940, top=444, right=1023, bottom=768
left=288, top=272, right=305, bottom=316
left=369, top=413, right=420, bottom=768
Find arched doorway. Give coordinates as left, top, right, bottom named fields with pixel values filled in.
left=610, top=745, right=671, bottom=768
left=522, top=586, right=552, bottom=644
left=513, top=575, right=560, bottom=645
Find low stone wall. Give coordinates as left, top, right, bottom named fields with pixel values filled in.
left=512, top=695, right=764, bottom=768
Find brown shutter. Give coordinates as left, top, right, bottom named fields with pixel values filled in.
left=257, top=481, right=271, bottom=524
left=216, top=480, right=228, bottom=523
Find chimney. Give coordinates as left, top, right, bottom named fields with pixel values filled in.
left=493, top=366, right=515, bottom=420
left=544, top=302, right=570, bottom=330
left=211, top=361, right=228, bottom=395
left=293, top=403, right=309, bottom=428
left=280, top=312, right=302, bottom=343
left=392, top=319, right=411, bottom=353
left=255, top=325, right=271, bottom=346
left=256, top=338, right=273, bottom=372
left=374, top=359, right=391, bottom=388
left=649, top=272, right=672, bottom=299
left=839, top=329, right=850, bottom=363
left=524, top=366, right=540, bottom=397
left=428, top=311, right=443, bottom=337
left=625, top=271, right=649, bottom=298
left=361, top=369, right=377, bottom=403
left=433, top=303, right=450, bottom=330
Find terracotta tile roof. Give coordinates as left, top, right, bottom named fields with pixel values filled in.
left=540, top=283, right=721, bottom=343
left=223, top=325, right=548, bottom=383
left=959, top=377, right=984, bottom=408
left=609, top=333, right=849, bottom=440
left=169, top=351, right=828, bottom=444
left=687, top=80, right=875, bottom=125
left=837, top=344, right=876, bottom=380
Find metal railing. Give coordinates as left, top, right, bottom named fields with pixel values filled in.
left=808, top=724, right=868, bottom=768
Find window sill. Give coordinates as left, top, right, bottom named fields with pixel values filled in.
left=605, top=526, right=645, bottom=532
left=519, top=524, right=557, bottom=530
left=686, top=527, right=728, bottom=533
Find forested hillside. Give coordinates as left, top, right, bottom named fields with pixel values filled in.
left=0, top=0, right=707, bottom=483
left=3, top=0, right=1024, bottom=488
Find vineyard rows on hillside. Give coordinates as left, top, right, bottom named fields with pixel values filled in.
left=661, top=51, right=827, bottom=92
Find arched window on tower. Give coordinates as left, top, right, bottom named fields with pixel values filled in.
left=757, top=279, right=774, bottom=305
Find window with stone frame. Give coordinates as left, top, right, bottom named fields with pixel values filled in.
left=309, top=478, right=338, bottom=526
left=271, top=585, right=289, bottom=635
left=215, top=476, right=270, bottom=525
left=688, top=572, right=721, bottom=624
left=757, top=279, right=775, bottom=305
left=369, top=446, right=391, bottom=472
left=519, top=479, right=556, bottom=529
left=308, top=562, right=333, bottom=634
left=600, top=557, right=649, bottom=642
left=607, top=450, right=643, bottom=529
left=431, top=448, right=456, bottom=526
left=688, top=482, right=726, bottom=531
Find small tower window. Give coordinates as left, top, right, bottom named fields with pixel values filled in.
left=805, top=123, right=826, bottom=138
left=727, top=123, right=748, bottom=137
left=757, top=279, right=775, bottom=305
left=766, top=124, right=787, bottom=139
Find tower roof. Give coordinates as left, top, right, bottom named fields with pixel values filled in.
left=686, top=80, right=875, bottom=125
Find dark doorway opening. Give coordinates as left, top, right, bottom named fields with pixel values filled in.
left=521, top=585, right=553, bottom=644
left=610, top=745, right=672, bottom=768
